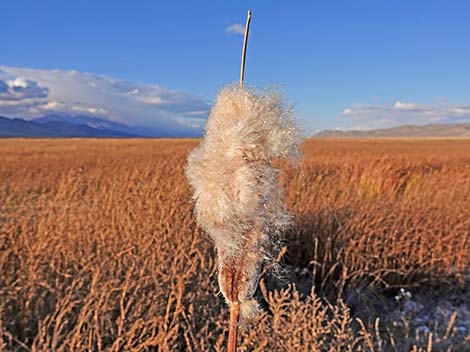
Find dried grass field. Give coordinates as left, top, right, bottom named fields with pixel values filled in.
left=1, top=138, right=469, bottom=351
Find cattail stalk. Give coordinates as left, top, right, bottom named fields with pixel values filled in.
left=227, top=303, right=240, bottom=352
left=227, top=11, right=251, bottom=351
left=186, top=9, right=302, bottom=352
left=239, top=10, right=252, bottom=88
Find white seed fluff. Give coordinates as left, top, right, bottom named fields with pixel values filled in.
left=185, top=85, right=302, bottom=317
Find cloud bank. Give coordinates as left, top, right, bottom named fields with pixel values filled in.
left=0, top=66, right=210, bottom=132
left=342, top=100, right=470, bottom=130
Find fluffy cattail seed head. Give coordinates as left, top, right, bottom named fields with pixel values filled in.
left=185, top=84, right=302, bottom=318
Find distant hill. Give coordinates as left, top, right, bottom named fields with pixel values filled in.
left=34, top=114, right=140, bottom=136
left=0, top=115, right=138, bottom=137
left=315, top=123, right=470, bottom=138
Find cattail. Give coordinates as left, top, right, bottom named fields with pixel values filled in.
left=185, top=11, right=302, bottom=351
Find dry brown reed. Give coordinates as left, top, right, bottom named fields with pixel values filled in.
left=0, top=138, right=469, bottom=351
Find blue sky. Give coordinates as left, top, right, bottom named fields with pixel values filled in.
left=2, top=1, right=470, bottom=134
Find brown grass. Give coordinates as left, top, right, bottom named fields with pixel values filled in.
left=1, top=138, right=469, bottom=351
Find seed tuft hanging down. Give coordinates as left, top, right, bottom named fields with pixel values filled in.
left=185, top=85, right=302, bottom=319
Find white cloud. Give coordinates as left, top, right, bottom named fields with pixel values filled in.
left=70, top=105, right=109, bottom=115
left=226, top=23, right=245, bottom=35
left=393, top=101, right=422, bottom=111
left=0, top=66, right=210, bottom=132
left=341, top=100, right=470, bottom=129
left=342, top=108, right=353, bottom=115
left=0, top=76, right=49, bottom=101
left=42, top=101, right=64, bottom=110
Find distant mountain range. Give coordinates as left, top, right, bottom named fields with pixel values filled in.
left=0, top=114, right=202, bottom=138
left=3, top=115, right=469, bottom=139
left=315, top=123, right=470, bottom=138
